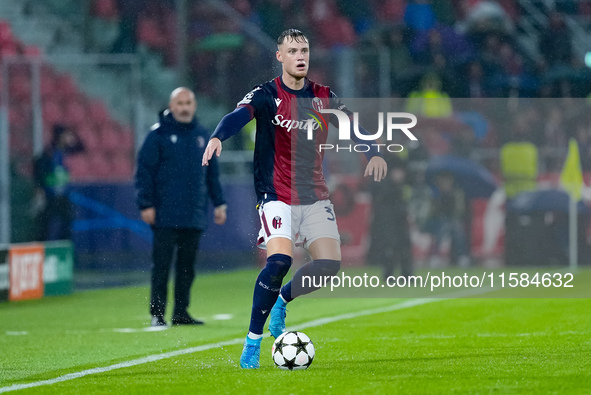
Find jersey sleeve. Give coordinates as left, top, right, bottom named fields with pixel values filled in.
left=329, top=90, right=353, bottom=121
left=328, top=91, right=382, bottom=160
left=236, top=85, right=267, bottom=118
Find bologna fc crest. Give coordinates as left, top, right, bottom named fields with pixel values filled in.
left=272, top=216, right=282, bottom=229
left=312, top=97, right=323, bottom=111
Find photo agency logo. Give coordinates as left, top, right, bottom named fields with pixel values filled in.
left=304, top=102, right=418, bottom=153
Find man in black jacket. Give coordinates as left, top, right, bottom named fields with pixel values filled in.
left=136, top=87, right=227, bottom=327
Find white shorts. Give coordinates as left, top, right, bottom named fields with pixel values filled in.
left=257, top=200, right=340, bottom=250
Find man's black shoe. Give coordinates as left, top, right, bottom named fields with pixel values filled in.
left=151, top=316, right=167, bottom=327
left=171, top=314, right=204, bottom=325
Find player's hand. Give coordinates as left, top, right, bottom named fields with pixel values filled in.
left=202, top=138, right=222, bottom=166
left=141, top=207, right=156, bottom=225
left=214, top=204, right=227, bottom=225
left=364, top=156, right=387, bottom=182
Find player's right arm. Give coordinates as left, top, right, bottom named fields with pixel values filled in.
left=202, top=85, right=264, bottom=166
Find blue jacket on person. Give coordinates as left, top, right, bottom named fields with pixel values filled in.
left=135, top=109, right=225, bottom=230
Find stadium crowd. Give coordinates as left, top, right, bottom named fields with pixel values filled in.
left=86, top=0, right=591, bottom=158
left=3, top=0, right=591, bottom=265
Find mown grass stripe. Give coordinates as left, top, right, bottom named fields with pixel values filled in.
left=1, top=288, right=488, bottom=393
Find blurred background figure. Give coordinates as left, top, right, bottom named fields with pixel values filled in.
left=367, top=155, right=413, bottom=281
left=406, top=72, right=453, bottom=118
left=33, top=125, right=85, bottom=241
left=500, top=123, right=539, bottom=267
left=424, top=171, right=470, bottom=268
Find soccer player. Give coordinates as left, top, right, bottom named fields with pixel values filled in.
left=202, top=29, right=387, bottom=369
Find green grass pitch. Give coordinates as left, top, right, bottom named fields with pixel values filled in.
left=1, top=268, right=590, bottom=394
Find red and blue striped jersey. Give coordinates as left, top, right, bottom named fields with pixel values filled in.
left=238, top=76, right=348, bottom=205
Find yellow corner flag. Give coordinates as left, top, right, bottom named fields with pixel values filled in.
left=560, top=138, right=584, bottom=201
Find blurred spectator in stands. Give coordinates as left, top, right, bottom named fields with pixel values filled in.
left=412, top=25, right=473, bottom=68
left=424, top=171, right=470, bottom=267
left=457, top=60, right=492, bottom=97
left=377, top=0, right=407, bottom=24
left=574, top=117, right=591, bottom=171
left=112, top=0, right=141, bottom=53
left=258, top=0, right=293, bottom=39
left=413, top=28, right=446, bottom=67
left=87, top=0, right=120, bottom=52
left=233, top=0, right=261, bottom=26
left=500, top=114, right=540, bottom=268
left=407, top=161, right=432, bottom=234
left=33, top=125, right=85, bottom=241
left=499, top=42, right=523, bottom=78
left=383, top=25, right=414, bottom=94
left=463, top=0, right=514, bottom=38
left=406, top=72, right=453, bottom=118
left=367, top=155, right=413, bottom=281
left=539, top=12, right=573, bottom=68
left=500, top=124, right=539, bottom=199
left=431, top=0, right=456, bottom=26
left=543, top=106, right=567, bottom=150
left=307, top=0, right=356, bottom=48
left=340, top=0, right=376, bottom=35
left=451, top=123, right=477, bottom=157
left=404, top=0, right=436, bottom=32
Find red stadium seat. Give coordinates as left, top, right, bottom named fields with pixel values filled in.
left=87, top=152, right=112, bottom=178
left=23, top=45, right=42, bottom=57
left=65, top=154, right=92, bottom=181
left=54, top=74, right=78, bottom=100
left=137, top=17, right=166, bottom=49
left=118, top=126, right=135, bottom=152
left=42, top=99, right=64, bottom=126
left=99, top=123, right=122, bottom=153
left=77, top=124, right=101, bottom=151
left=379, top=0, right=407, bottom=22
left=111, top=153, right=134, bottom=179
left=0, top=42, right=18, bottom=57
left=88, top=99, right=110, bottom=126
left=9, top=103, right=30, bottom=129
left=63, top=99, right=87, bottom=128
left=0, top=20, right=14, bottom=44
left=9, top=129, right=31, bottom=156
left=9, top=73, right=31, bottom=101
left=92, top=0, right=119, bottom=19
left=40, top=71, right=57, bottom=100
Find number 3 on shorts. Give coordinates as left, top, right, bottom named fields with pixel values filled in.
left=325, top=206, right=335, bottom=221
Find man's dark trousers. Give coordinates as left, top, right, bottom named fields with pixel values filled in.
left=150, top=228, right=203, bottom=318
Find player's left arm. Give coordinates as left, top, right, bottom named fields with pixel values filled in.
left=364, top=155, right=387, bottom=182
left=202, top=106, right=252, bottom=166
left=329, top=91, right=387, bottom=182
left=205, top=154, right=227, bottom=225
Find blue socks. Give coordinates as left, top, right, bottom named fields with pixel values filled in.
left=248, top=253, right=292, bottom=335
left=248, top=256, right=341, bottom=334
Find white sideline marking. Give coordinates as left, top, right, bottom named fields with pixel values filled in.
left=213, top=314, right=234, bottom=320
left=112, top=327, right=168, bottom=333
left=5, top=332, right=28, bottom=336
left=0, top=290, right=485, bottom=393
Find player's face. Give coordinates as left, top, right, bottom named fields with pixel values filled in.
left=169, top=90, right=197, bottom=124
left=277, top=37, right=309, bottom=79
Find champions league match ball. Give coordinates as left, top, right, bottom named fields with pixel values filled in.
left=271, top=331, right=315, bottom=370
